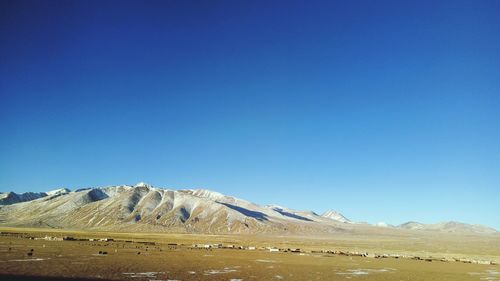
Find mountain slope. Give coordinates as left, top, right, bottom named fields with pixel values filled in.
left=0, top=183, right=346, bottom=234
left=0, top=183, right=496, bottom=235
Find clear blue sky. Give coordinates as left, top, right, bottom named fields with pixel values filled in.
left=1, top=0, right=499, bottom=229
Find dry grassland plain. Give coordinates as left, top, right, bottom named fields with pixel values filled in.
left=0, top=227, right=499, bottom=281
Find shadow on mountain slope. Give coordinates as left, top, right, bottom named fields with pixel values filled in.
left=273, top=209, right=313, bottom=221
left=219, top=202, right=269, bottom=221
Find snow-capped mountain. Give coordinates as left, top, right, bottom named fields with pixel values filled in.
left=0, top=188, right=70, bottom=205
left=0, top=191, right=46, bottom=205
left=321, top=210, right=350, bottom=223
left=0, top=183, right=496, bottom=234
left=46, top=188, right=71, bottom=196
left=0, top=183, right=348, bottom=234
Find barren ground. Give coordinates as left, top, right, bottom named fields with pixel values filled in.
left=0, top=227, right=499, bottom=281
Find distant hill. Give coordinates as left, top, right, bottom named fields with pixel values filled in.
left=0, top=183, right=496, bottom=235
left=399, top=221, right=497, bottom=234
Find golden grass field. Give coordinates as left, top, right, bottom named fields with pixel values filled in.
left=0, top=227, right=499, bottom=281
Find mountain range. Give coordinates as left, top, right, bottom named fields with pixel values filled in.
left=0, top=183, right=497, bottom=235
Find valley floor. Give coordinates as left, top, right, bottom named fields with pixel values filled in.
left=0, top=227, right=499, bottom=281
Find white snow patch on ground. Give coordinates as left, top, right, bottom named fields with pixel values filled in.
left=8, top=258, right=49, bottom=262
left=122, top=272, right=165, bottom=278
left=204, top=267, right=238, bottom=275
left=336, top=268, right=396, bottom=276
left=469, top=269, right=500, bottom=281
left=336, top=270, right=368, bottom=276
left=255, top=259, right=277, bottom=263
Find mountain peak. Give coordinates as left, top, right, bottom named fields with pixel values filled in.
left=46, top=188, right=70, bottom=196
left=134, top=182, right=151, bottom=188
left=321, top=210, right=350, bottom=223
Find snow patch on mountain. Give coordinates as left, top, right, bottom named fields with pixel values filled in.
left=134, top=182, right=152, bottom=188
left=398, top=221, right=425, bottom=230
left=0, top=191, right=47, bottom=205
left=321, top=210, right=350, bottom=223
left=374, top=222, right=395, bottom=228
left=46, top=188, right=70, bottom=196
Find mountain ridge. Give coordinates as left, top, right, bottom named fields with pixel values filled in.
left=0, top=188, right=70, bottom=205
left=0, top=183, right=496, bottom=234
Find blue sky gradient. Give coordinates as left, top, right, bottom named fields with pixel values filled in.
left=1, top=0, right=499, bottom=228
